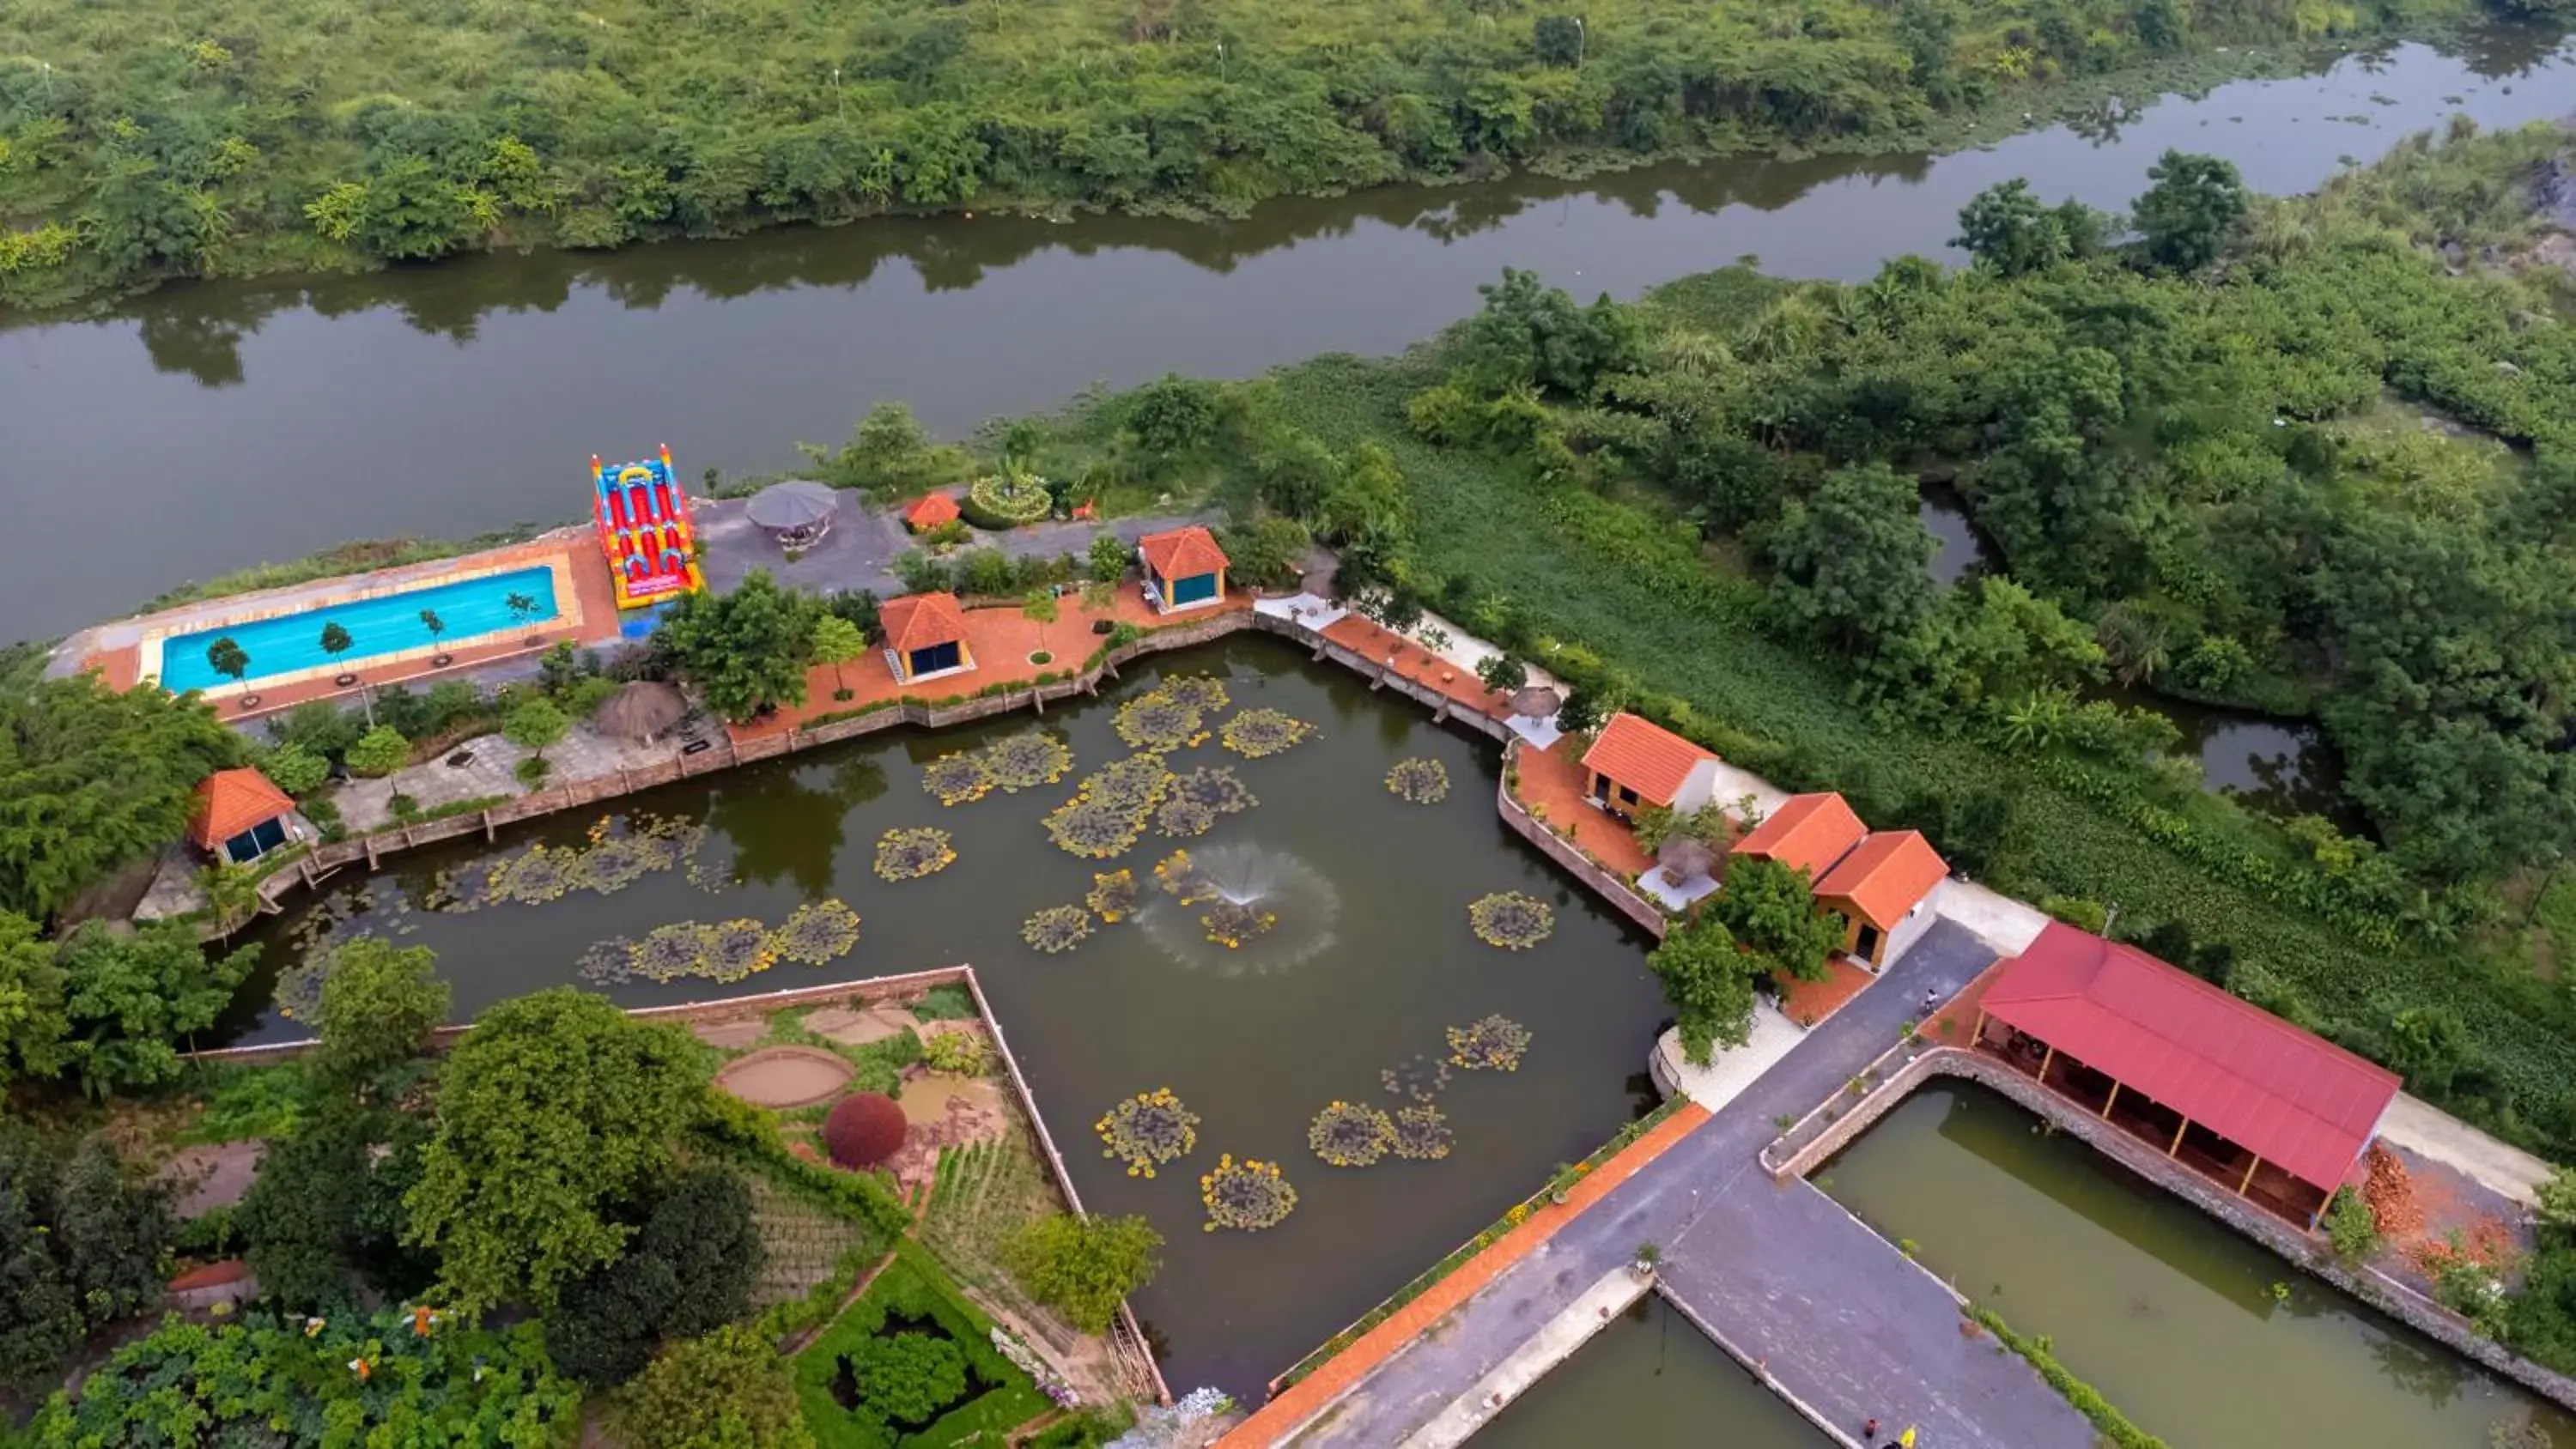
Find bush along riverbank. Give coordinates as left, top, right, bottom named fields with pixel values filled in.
left=0, top=0, right=2508, bottom=312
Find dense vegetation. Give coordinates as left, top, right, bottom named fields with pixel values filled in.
left=0, top=0, right=2516, bottom=310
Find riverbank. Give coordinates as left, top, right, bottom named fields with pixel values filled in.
left=0, top=3, right=2488, bottom=317
left=10, top=27, right=2572, bottom=645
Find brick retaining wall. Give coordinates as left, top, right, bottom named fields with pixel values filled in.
left=1494, top=752, right=1668, bottom=938
left=1761, top=1047, right=2576, bottom=1415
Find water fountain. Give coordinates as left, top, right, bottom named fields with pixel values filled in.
left=1139, top=840, right=1340, bottom=975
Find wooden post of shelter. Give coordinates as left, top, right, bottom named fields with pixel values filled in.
left=2237, top=1154, right=2263, bottom=1197
left=2099, top=1082, right=2122, bottom=1120
left=2168, top=1118, right=2190, bottom=1157
left=2036, top=1043, right=2056, bottom=1086
left=1971, top=1009, right=1986, bottom=1046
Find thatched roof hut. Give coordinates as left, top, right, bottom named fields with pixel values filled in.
left=594, top=680, right=689, bottom=742
left=1657, top=835, right=1719, bottom=886
left=1510, top=684, right=1563, bottom=719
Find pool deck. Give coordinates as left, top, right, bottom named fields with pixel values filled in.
left=55, top=529, right=628, bottom=720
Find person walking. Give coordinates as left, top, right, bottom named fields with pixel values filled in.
left=1898, top=1426, right=1917, bottom=1448
left=1862, top=1416, right=1880, bottom=1444
left=1921, top=985, right=1940, bottom=1016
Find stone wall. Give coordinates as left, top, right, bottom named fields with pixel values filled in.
left=1764, top=1047, right=2576, bottom=1415
left=1493, top=749, right=1669, bottom=939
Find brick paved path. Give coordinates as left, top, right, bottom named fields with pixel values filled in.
left=1240, top=920, right=2096, bottom=1448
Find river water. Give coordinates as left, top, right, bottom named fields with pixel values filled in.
left=1828, top=1083, right=2576, bottom=1448
left=1473, top=1294, right=1822, bottom=1448
left=5, top=27, right=2571, bottom=643
left=232, top=638, right=1668, bottom=1400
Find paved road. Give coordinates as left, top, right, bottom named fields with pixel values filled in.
left=1289, top=920, right=2095, bottom=1448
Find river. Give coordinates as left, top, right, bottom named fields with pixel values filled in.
left=4, top=26, right=2570, bottom=643
left=1828, top=1082, right=2576, bottom=1448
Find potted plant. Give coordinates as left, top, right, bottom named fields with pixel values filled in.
left=1631, top=1241, right=1662, bottom=1281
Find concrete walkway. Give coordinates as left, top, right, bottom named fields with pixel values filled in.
left=1266, top=920, right=2094, bottom=1448
left=696, top=492, right=1209, bottom=598
left=2379, top=1091, right=2557, bottom=1209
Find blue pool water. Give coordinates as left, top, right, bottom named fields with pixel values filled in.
left=160, top=567, right=561, bottom=692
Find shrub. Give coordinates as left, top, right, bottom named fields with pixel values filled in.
left=343, top=725, right=410, bottom=778
left=822, top=1093, right=908, bottom=1169
left=514, top=755, right=551, bottom=786
left=921, top=1030, right=989, bottom=1076
left=848, top=1331, right=967, bottom=1426
left=2040, top=894, right=2109, bottom=933
left=611, top=1324, right=809, bottom=1449
left=2324, top=1186, right=2380, bottom=1262
left=258, top=743, right=331, bottom=797
left=963, top=474, right=1054, bottom=528
left=1003, top=1213, right=1162, bottom=1334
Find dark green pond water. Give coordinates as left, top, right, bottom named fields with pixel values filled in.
left=1471, top=1294, right=1825, bottom=1448
left=228, top=635, right=1668, bottom=1400
left=1826, top=1083, right=2576, bottom=1448
left=6, top=27, right=2569, bottom=643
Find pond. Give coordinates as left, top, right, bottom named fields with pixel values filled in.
left=2097, top=682, right=2353, bottom=825
left=228, top=634, right=1668, bottom=1400
left=5, top=27, right=2570, bottom=642
left=1470, top=1294, right=1824, bottom=1448
left=1824, top=1082, right=2576, bottom=1448
left=1919, top=482, right=1995, bottom=587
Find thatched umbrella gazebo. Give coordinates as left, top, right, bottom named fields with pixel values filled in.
left=594, top=680, right=689, bottom=743
left=1656, top=835, right=1718, bottom=888
left=1509, top=684, right=1563, bottom=720
left=743, top=479, right=841, bottom=545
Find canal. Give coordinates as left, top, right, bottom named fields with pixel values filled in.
left=5, top=26, right=2570, bottom=643
left=1472, top=1294, right=1824, bottom=1449
left=1826, top=1082, right=2576, bottom=1448
left=230, top=634, right=1668, bottom=1401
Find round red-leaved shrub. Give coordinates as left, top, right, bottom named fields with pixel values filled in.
left=822, top=1092, right=908, bottom=1169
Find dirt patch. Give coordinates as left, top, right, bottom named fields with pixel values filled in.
left=692, top=1017, right=769, bottom=1050
left=886, top=1082, right=1010, bottom=1192
left=804, top=1005, right=918, bottom=1047
left=714, top=1046, right=857, bottom=1109
left=163, top=1141, right=265, bottom=1217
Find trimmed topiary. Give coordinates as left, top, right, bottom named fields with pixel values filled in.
left=964, top=473, right=1054, bottom=527
left=822, top=1092, right=908, bottom=1169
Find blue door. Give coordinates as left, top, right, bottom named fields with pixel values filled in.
left=909, top=640, right=963, bottom=676
left=1173, top=572, right=1217, bottom=605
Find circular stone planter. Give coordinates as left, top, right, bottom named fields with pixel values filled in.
left=237, top=694, right=263, bottom=712
left=431, top=652, right=454, bottom=668
left=333, top=673, right=360, bottom=688
left=712, top=1046, right=857, bottom=1110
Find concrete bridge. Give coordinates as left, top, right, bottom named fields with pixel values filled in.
left=1242, top=919, right=2097, bottom=1449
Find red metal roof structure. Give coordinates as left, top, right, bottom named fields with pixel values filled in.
left=1981, top=921, right=2401, bottom=1193
left=1730, top=792, right=1866, bottom=878
left=880, top=591, right=969, bottom=654
left=190, top=767, right=295, bottom=851
left=1138, top=525, right=1230, bottom=581
left=1578, top=712, right=1716, bottom=809
left=903, top=492, right=961, bottom=530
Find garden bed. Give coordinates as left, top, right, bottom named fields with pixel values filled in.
left=793, top=1243, right=1054, bottom=1449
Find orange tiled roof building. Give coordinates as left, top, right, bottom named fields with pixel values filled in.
left=1578, top=712, right=1720, bottom=818
left=1732, top=790, right=1947, bottom=970
left=1137, top=526, right=1229, bottom=613
left=879, top=591, right=974, bottom=684
left=191, top=767, right=298, bottom=865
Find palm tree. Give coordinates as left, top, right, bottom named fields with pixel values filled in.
left=319, top=621, right=374, bottom=726
left=205, top=636, right=250, bottom=687
left=506, top=591, right=540, bottom=642
left=419, top=608, right=448, bottom=660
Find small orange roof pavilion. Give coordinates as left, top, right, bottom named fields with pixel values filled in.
left=904, top=492, right=961, bottom=531
left=191, top=767, right=296, bottom=863
left=1137, top=526, right=1230, bottom=611
left=1730, top=792, right=1867, bottom=878
left=879, top=591, right=974, bottom=683
left=1579, top=712, right=1719, bottom=813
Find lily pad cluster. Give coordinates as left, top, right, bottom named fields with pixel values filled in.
left=1448, top=1014, right=1534, bottom=1071
left=1115, top=686, right=1210, bottom=752
left=1200, top=900, right=1278, bottom=949
left=1390, top=1106, right=1455, bottom=1161
left=1022, top=905, right=1094, bottom=955
left=774, top=900, right=863, bottom=967
left=1170, top=766, right=1257, bottom=815
left=1220, top=708, right=1314, bottom=760
left=1154, top=797, right=1218, bottom=838
left=1043, top=752, right=1175, bottom=859
left=1157, top=675, right=1232, bottom=714
left=1097, top=1088, right=1200, bottom=1178
left=1467, top=891, right=1554, bottom=949
left=1154, top=849, right=1217, bottom=905
left=1200, top=1154, right=1298, bottom=1233
left=982, top=731, right=1074, bottom=792
left=1386, top=757, right=1450, bottom=804
left=430, top=814, right=704, bottom=911
left=1307, top=1100, right=1395, bottom=1167
left=1379, top=1052, right=1455, bottom=1104
left=875, top=827, right=957, bottom=881
left=921, top=751, right=994, bottom=806
left=1086, top=869, right=1140, bottom=923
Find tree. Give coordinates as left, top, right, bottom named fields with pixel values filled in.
left=1456, top=268, right=1639, bottom=397
left=1022, top=589, right=1059, bottom=658
left=319, top=621, right=374, bottom=727
left=236, top=1105, right=380, bottom=1313
left=611, top=1325, right=813, bottom=1449
left=0, top=674, right=241, bottom=921
left=550, top=1167, right=763, bottom=1385
left=1647, top=920, right=1760, bottom=1065
left=0, top=1133, right=174, bottom=1385
left=205, top=636, right=251, bottom=687
left=343, top=724, right=410, bottom=778
left=1476, top=652, right=1528, bottom=695
left=0, top=913, right=71, bottom=1092
left=1004, top=1212, right=1163, bottom=1334
left=1087, top=533, right=1132, bottom=585
left=418, top=609, right=447, bottom=652
left=652, top=570, right=821, bottom=722
left=506, top=591, right=541, bottom=633
left=1533, top=15, right=1584, bottom=68
left=503, top=696, right=570, bottom=764
left=850, top=1332, right=968, bottom=1425
left=1710, top=856, right=1845, bottom=983
left=2132, top=150, right=2246, bottom=273
left=196, top=860, right=262, bottom=942
left=1765, top=462, right=1940, bottom=658
left=1949, top=180, right=2105, bottom=277
left=811, top=614, right=868, bottom=701
left=1217, top=516, right=1311, bottom=590
left=803, top=401, right=969, bottom=496
left=57, top=920, right=255, bottom=1097
left=404, top=989, right=699, bottom=1313
left=258, top=743, right=331, bottom=797
left=309, top=937, right=448, bottom=1088
left=1555, top=688, right=1604, bottom=737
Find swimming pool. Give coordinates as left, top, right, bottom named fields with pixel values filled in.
left=159, top=566, right=562, bottom=693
